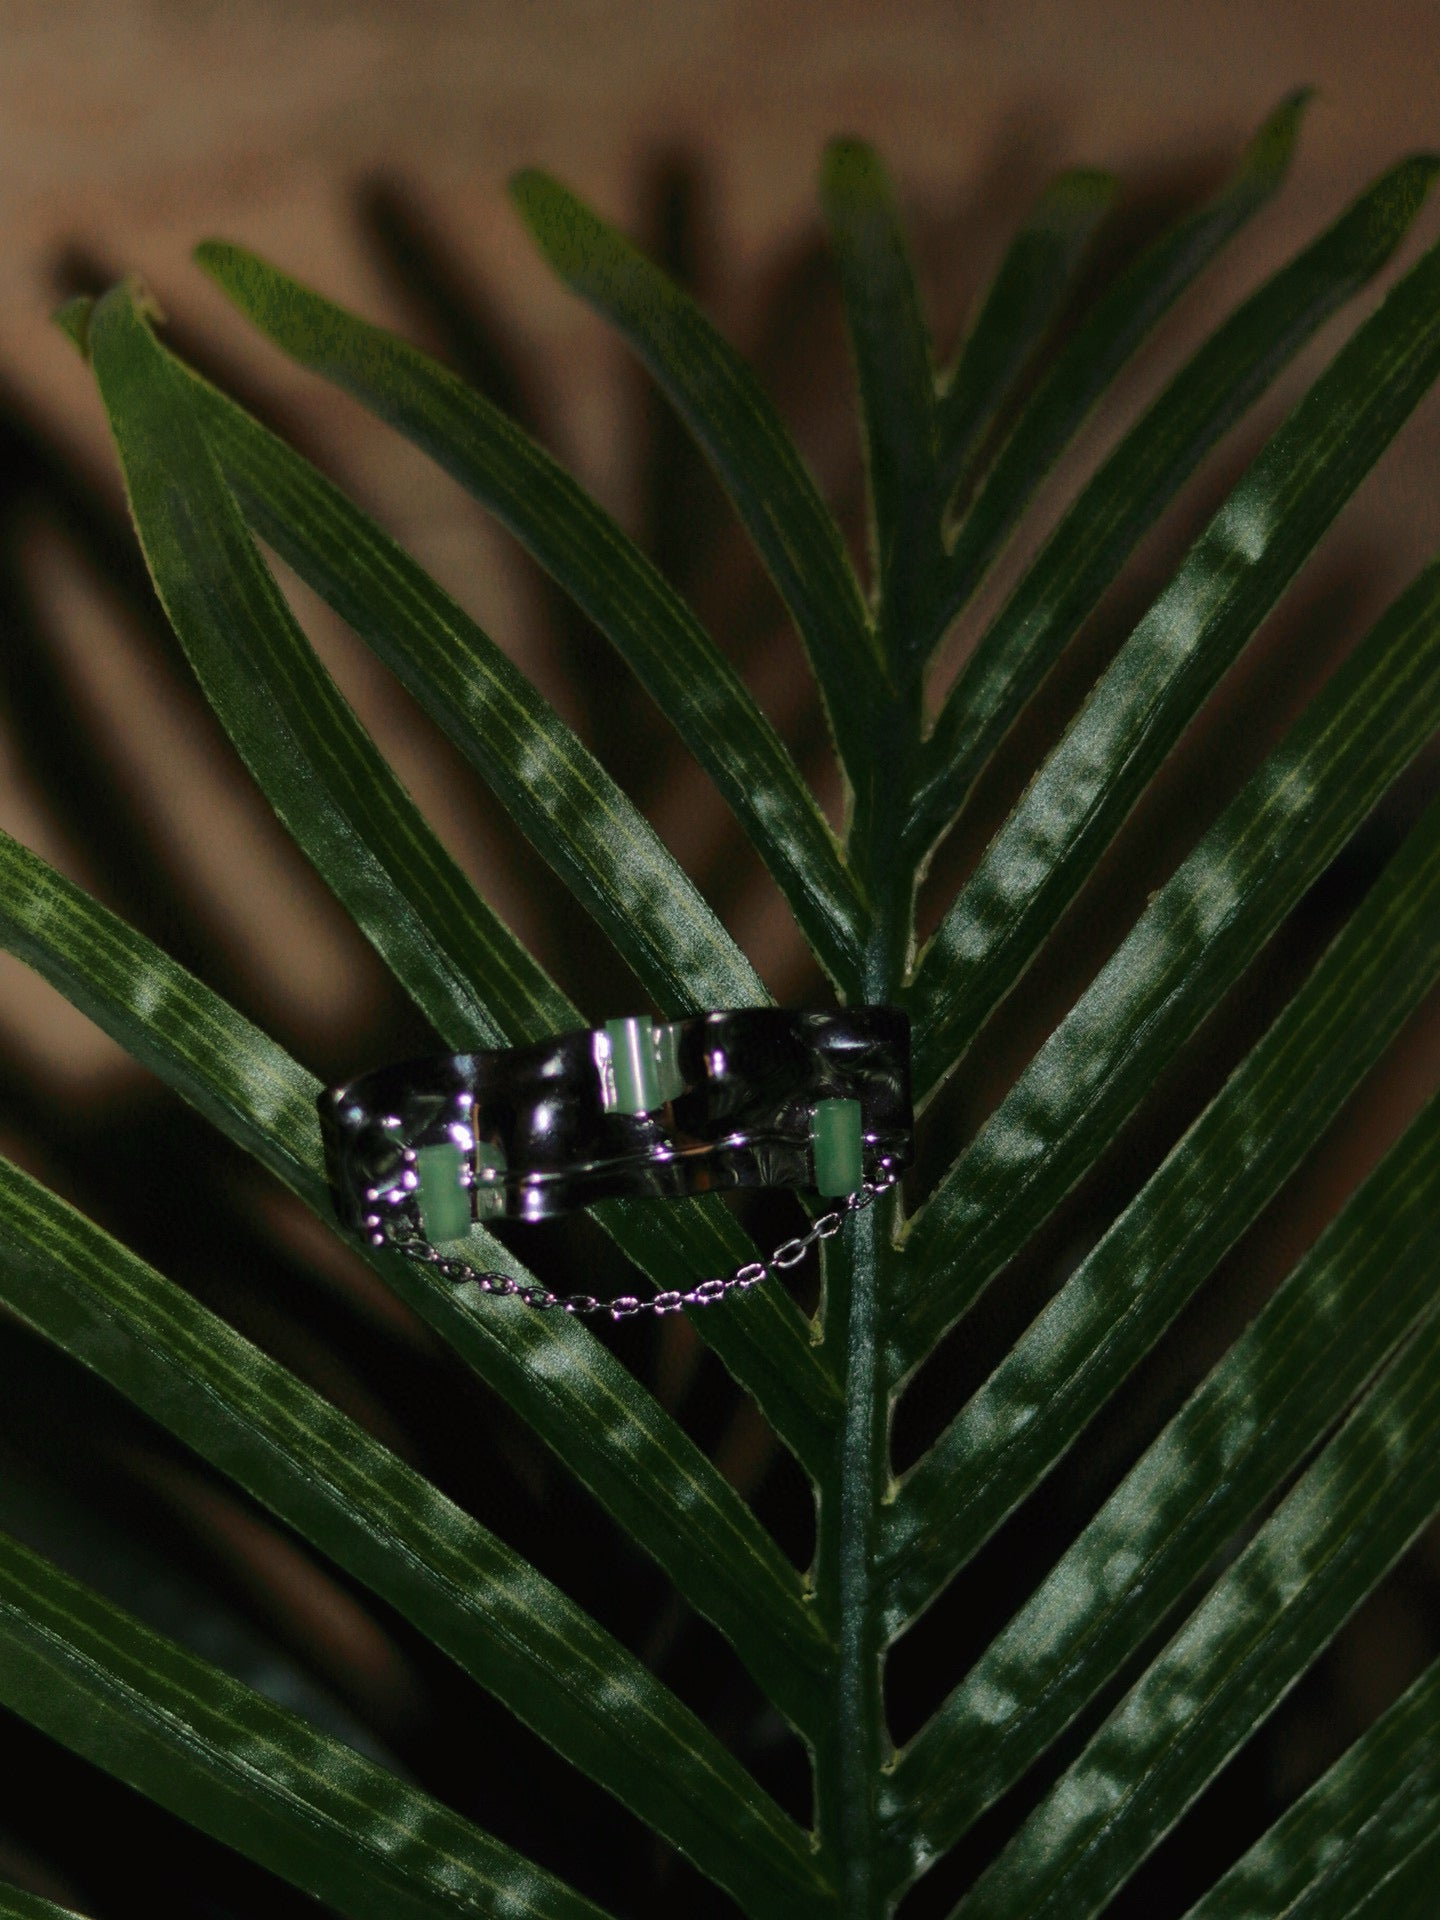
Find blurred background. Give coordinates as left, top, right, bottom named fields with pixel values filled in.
left=1, top=2, right=1438, bottom=1914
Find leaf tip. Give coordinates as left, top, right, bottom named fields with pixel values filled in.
left=193, top=239, right=249, bottom=295
left=193, top=242, right=286, bottom=335
left=52, top=294, right=95, bottom=359
left=75, top=276, right=167, bottom=363
left=1048, top=167, right=1118, bottom=211
left=507, top=166, right=555, bottom=217
left=129, top=274, right=167, bottom=328
left=821, top=136, right=885, bottom=203
left=1395, top=152, right=1440, bottom=195
left=1379, top=152, right=1440, bottom=232
left=508, top=171, right=608, bottom=281
left=1246, top=87, right=1316, bottom=182
left=1032, top=167, right=1118, bottom=239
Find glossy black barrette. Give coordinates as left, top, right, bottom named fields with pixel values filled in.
left=319, top=1007, right=912, bottom=1318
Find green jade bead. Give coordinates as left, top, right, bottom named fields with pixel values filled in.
left=414, top=1141, right=472, bottom=1244
left=605, top=1015, right=663, bottom=1115
left=811, top=1096, right=863, bottom=1197
left=652, top=1020, right=686, bottom=1103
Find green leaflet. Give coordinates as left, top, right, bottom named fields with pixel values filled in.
left=1184, top=1656, right=1440, bottom=1918
left=177, top=355, right=757, bottom=1027
left=0, top=1887, right=86, bottom=1920
left=893, top=556, right=1440, bottom=1372
left=0, top=1158, right=828, bottom=1920
left=77, top=282, right=839, bottom=1471
left=920, top=90, right=1310, bottom=658
left=880, top=1085, right=1440, bottom=1877
left=1332, top=1836, right=1440, bottom=1920
left=192, top=238, right=869, bottom=992
left=934, top=167, right=1115, bottom=503
left=820, top=139, right=941, bottom=659
left=912, top=153, right=1440, bottom=852
left=510, top=167, right=885, bottom=777
left=883, top=770, right=1440, bottom=1627
left=85, top=280, right=756, bottom=1033
left=170, top=354, right=843, bottom=1450
left=0, top=1428, right=390, bottom=1764
left=0, top=1529, right=613, bottom=1920
left=909, top=210, right=1440, bottom=1103
left=0, top=832, right=833, bottom=1732
left=949, top=1283, right=1440, bottom=1919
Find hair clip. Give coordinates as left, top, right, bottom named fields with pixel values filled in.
left=319, top=1006, right=912, bottom=1319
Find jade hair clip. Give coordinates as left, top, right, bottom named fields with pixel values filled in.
left=319, top=1006, right=913, bottom=1250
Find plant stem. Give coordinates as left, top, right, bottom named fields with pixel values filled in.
left=815, top=677, right=920, bottom=1915
left=815, top=1197, right=896, bottom=1917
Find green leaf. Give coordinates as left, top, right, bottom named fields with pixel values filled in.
left=0, top=1430, right=389, bottom=1763
left=509, top=167, right=886, bottom=773
left=948, top=1284, right=1440, bottom=1920
left=175, top=359, right=762, bottom=1027
left=174, top=353, right=845, bottom=1454
left=934, top=168, right=1115, bottom=502
left=881, top=1084, right=1440, bottom=1876
left=906, top=208, right=1440, bottom=1101
left=193, top=238, right=869, bottom=992
left=79, top=283, right=837, bottom=1465
left=26, top=117, right=1440, bottom=1914
left=1184, top=1655, right=1440, bottom=1918
left=820, top=139, right=940, bottom=653
left=0, top=1886, right=86, bottom=1920
left=913, top=153, right=1440, bottom=851
left=85, top=278, right=755, bottom=1038
left=883, top=770, right=1440, bottom=1626
left=0, top=1157, right=829, bottom=1919
left=921, top=90, right=1311, bottom=657
left=0, top=1529, right=612, bottom=1920
left=0, top=832, right=834, bottom=1732
left=1344, top=1835, right=1440, bottom=1920
left=894, top=555, right=1440, bottom=1371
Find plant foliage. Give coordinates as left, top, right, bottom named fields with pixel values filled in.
left=3, top=93, right=1440, bottom=1916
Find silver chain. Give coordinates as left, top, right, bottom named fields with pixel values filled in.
left=380, top=1159, right=900, bottom=1320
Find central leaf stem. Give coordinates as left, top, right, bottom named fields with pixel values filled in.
left=815, top=692, right=919, bottom=1916
left=815, top=1197, right=892, bottom=1916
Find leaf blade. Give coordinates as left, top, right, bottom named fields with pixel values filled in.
left=1183, top=1655, right=1440, bottom=1918
left=0, top=831, right=835, bottom=1732
left=820, top=138, right=940, bottom=655
left=0, top=1158, right=830, bottom=1919
left=934, top=167, right=1115, bottom=502
left=0, top=1885, right=86, bottom=1920
left=178, top=355, right=762, bottom=1025
left=86, top=279, right=758, bottom=1037
left=922, top=90, right=1311, bottom=657
left=510, top=167, right=885, bottom=769
left=911, top=214, right=1440, bottom=1100
left=914, top=153, right=1440, bottom=848
left=881, top=1083, right=1440, bottom=1877
left=80, top=281, right=838, bottom=1469
left=894, top=554, right=1440, bottom=1372
left=0, top=1530, right=613, bottom=1920
left=949, top=1288, right=1440, bottom=1920
left=194, top=238, right=869, bottom=990
left=885, top=763, right=1440, bottom=1625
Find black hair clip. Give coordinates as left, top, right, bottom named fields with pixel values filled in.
left=319, top=1007, right=912, bottom=1319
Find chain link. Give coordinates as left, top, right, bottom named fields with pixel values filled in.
left=376, top=1159, right=900, bottom=1320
